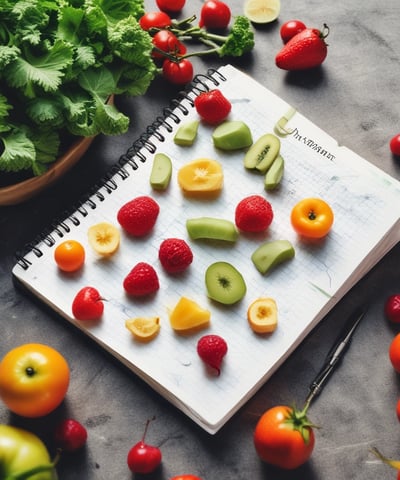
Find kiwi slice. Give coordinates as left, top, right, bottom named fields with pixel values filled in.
left=205, top=261, right=247, bottom=305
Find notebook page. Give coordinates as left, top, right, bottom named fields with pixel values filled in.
left=13, top=64, right=400, bottom=433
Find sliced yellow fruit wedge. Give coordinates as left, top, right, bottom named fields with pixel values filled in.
left=244, top=0, right=281, bottom=24
left=125, top=317, right=160, bottom=342
left=169, top=296, right=211, bottom=332
left=247, top=297, right=278, bottom=333
left=177, top=158, right=223, bottom=196
left=88, top=222, right=120, bottom=256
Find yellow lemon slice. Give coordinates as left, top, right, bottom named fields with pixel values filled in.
left=244, top=0, right=281, bottom=24
left=169, top=297, right=211, bottom=332
left=177, top=158, right=223, bottom=196
left=247, top=297, right=278, bottom=333
left=125, top=317, right=160, bottom=342
left=88, top=222, right=120, bottom=255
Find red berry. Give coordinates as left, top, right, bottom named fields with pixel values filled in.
left=117, top=196, right=160, bottom=236
left=158, top=238, right=193, bottom=274
left=197, top=334, right=228, bottom=375
left=385, top=294, right=400, bottom=323
left=127, top=418, right=162, bottom=474
left=194, top=89, right=231, bottom=125
left=123, top=262, right=160, bottom=296
left=54, top=419, right=88, bottom=452
left=235, top=195, right=274, bottom=232
left=72, top=286, right=104, bottom=321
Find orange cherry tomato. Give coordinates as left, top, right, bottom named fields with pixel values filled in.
left=290, top=197, right=334, bottom=238
left=389, top=334, right=400, bottom=373
left=54, top=239, right=85, bottom=272
left=0, top=343, right=70, bottom=417
left=170, top=476, right=203, bottom=480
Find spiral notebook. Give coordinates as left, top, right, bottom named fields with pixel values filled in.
left=12, top=64, right=400, bottom=434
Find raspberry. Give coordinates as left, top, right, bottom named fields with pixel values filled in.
left=235, top=195, right=274, bottom=232
left=194, top=89, right=232, bottom=125
left=123, top=262, right=160, bottom=296
left=158, top=238, right=193, bottom=274
left=197, top=334, right=228, bottom=375
left=54, top=418, right=88, bottom=452
left=117, top=196, right=160, bottom=236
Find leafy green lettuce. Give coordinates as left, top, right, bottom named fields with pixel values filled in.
left=0, top=0, right=156, bottom=175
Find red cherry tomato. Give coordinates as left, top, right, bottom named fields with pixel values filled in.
left=396, top=399, right=400, bottom=422
left=390, top=134, right=400, bottom=156
left=139, top=11, right=172, bottom=31
left=389, top=333, right=400, bottom=373
left=170, top=476, right=203, bottom=480
left=254, top=405, right=315, bottom=469
left=152, top=30, right=186, bottom=60
left=156, top=0, right=185, bottom=13
left=385, top=294, right=400, bottom=323
left=162, top=59, right=194, bottom=85
left=280, top=19, right=307, bottom=43
left=199, top=1, right=231, bottom=29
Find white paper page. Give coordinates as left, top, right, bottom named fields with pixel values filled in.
left=13, top=64, right=400, bottom=433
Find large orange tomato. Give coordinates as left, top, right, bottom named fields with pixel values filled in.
left=254, top=405, right=315, bottom=469
left=0, top=343, right=70, bottom=417
left=290, top=197, right=334, bottom=238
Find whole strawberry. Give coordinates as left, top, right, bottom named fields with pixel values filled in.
left=275, top=24, right=329, bottom=71
left=117, top=196, right=160, bottom=236
left=197, top=334, right=228, bottom=375
left=72, top=286, right=104, bottom=321
left=124, top=262, right=160, bottom=296
left=194, top=89, right=231, bottom=124
left=235, top=194, right=274, bottom=232
left=159, top=238, right=193, bottom=274
left=54, top=418, right=88, bottom=452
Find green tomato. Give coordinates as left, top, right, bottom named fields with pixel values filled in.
left=0, top=425, right=57, bottom=480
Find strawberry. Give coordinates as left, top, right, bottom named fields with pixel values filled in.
left=194, top=89, right=231, bottom=124
left=117, top=196, right=160, bottom=236
left=72, top=286, right=104, bottom=321
left=197, top=334, right=228, bottom=375
left=54, top=418, right=88, bottom=452
left=158, top=238, right=193, bottom=274
left=235, top=194, right=274, bottom=232
left=123, top=262, right=160, bottom=296
left=275, top=24, right=329, bottom=71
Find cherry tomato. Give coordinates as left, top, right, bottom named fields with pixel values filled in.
left=254, top=405, right=315, bottom=469
left=390, top=134, right=400, bottom=156
left=139, top=11, right=172, bottom=31
left=385, top=294, right=400, bottom=323
left=54, top=239, right=85, bottom=272
left=152, top=30, right=186, bottom=60
left=0, top=343, right=70, bottom=417
left=290, top=197, right=334, bottom=238
left=54, top=418, right=88, bottom=452
left=389, top=334, right=400, bottom=373
left=156, top=0, right=185, bottom=13
left=280, top=20, right=307, bottom=43
left=162, top=59, right=194, bottom=85
left=170, top=476, right=203, bottom=480
left=396, top=399, right=400, bottom=422
left=199, top=1, right=231, bottom=29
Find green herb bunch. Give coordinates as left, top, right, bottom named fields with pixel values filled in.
left=0, top=0, right=157, bottom=176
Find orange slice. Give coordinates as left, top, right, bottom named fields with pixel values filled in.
left=169, top=296, right=211, bottom=332
left=247, top=297, right=278, bottom=333
left=177, top=158, right=223, bottom=196
left=125, top=317, right=160, bottom=342
left=88, top=222, right=120, bottom=256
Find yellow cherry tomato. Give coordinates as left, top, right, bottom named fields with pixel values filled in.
left=0, top=343, right=70, bottom=417
left=54, top=239, right=85, bottom=272
left=290, top=198, right=334, bottom=238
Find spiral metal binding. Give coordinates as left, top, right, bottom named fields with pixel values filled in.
left=15, top=68, right=226, bottom=270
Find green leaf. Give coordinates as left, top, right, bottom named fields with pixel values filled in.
left=25, top=96, right=65, bottom=128
left=78, top=66, right=116, bottom=100
left=0, top=128, right=36, bottom=172
left=93, top=100, right=129, bottom=135
left=0, top=46, right=20, bottom=70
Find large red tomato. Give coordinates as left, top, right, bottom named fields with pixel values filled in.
left=254, top=405, right=315, bottom=469
left=0, top=343, right=70, bottom=417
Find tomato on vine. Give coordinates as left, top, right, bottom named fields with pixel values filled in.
left=199, top=1, right=231, bottom=30
left=139, top=11, right=172, bottom=31
left=156, top=0, right=185, bottom=13
left=152, top=30, right=186, bottom=60
left=162, top=59, right=194, bottom=85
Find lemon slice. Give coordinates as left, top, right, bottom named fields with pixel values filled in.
left=247, top=297, right=278, bottom=333
left=88, top=222, right=120, bottom=256
left=169, top=297, right=211, bottom=332
left=177, top=158, right=223, bottom=196
left=244, top=0, right=281, bottom=24
left=125, top=317, right=160, bottom=342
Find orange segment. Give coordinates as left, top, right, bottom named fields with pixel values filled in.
left=169, top=296, right=211, bottom=332
left=125, top=317, right=160, bottom=342
left=247, top=297, right=278, bottom=333
left=177, top=158, right=223, bottom=196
